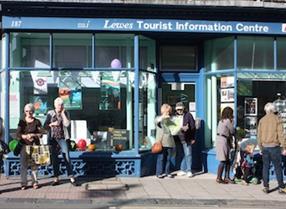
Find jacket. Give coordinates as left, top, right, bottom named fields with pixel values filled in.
left=257, top=113, right=286, bottom=150
left=155, top=116, right=175, bottom=148
left=181, top=112, right=196, bottom=144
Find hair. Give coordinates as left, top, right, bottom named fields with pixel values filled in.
left=264, top=102, right=276, bottom=114
left=160, top=104, right=172, bottom=116
left=221, top=106, right=233, bottom=120
left=54, top=97, right=64, bottom=106
left=24, top=103, right=35, bottom=113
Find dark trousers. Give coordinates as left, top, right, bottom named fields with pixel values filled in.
left=262, top=146, right=285, bottom=188
left=156, top=147, right=173, bottom=176
left=50, top=138, right=73, bottom=177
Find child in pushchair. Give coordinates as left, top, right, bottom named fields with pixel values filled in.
left=234, top=139, right=262, bottom=185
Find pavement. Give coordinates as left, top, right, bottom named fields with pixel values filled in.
left=0, top=172, right=286, bottom=208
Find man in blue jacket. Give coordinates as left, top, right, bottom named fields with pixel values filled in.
left=174, top=102, right=196, bottom=177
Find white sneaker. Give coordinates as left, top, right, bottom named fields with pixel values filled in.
left=186, top=171, right=193, bottom=178
left=177, top=170, right=187, bottom=176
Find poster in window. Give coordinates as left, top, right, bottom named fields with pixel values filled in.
left=59, top=71, right=82, bottom=110
left=220, top=76, right=234, bottom=89
left=244, top=98, right=257, bottom=116
left=30, top=95, right=48, bottom=116
left=221, top=88, right=234, bottom=102
left=99, top=72, right=121, bottom=110
left=244, top=116, right=257, bottom=136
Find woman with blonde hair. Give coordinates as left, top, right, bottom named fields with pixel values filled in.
left=44, top=97, right=77, bottom=186
left=16, top=103, right=42, bottom=190
left=155, top=104, right=175, bottom=178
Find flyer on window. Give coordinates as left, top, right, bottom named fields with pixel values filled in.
left=59, top=71, right=82, bottom=110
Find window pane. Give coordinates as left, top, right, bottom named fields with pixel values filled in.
left=53, top=33, right=92, bottom=68
left=204, top=37, right=234, bottom=71
left=95, top=34, right=133, bottom=68
left=10, top=33, right=50, bottom=68
left=139, top=72, right=156, bottom=150
left=9, top=70, right=134, bottom=151
left=237, top=36, right=274, bottom=70
left=277, top=37, right=286, bottom=70
left=161, top=46, right=197, bottom=70
left=134, top=36, right=156, bottom=71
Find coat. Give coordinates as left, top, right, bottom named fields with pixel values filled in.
left=181, top=111, right=196, bottom=144
left=155, top=116, right=175, bottom=148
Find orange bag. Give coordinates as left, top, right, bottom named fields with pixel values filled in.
left=151, top=141, right=163, bottom=154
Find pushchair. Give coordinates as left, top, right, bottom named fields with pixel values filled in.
left=233, top=138, right=262, bottom=185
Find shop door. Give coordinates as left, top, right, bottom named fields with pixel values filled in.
left=160, top=82, right=196, bottom=118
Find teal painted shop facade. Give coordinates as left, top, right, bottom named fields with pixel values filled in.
left=2, top=3, right=286, bottom=177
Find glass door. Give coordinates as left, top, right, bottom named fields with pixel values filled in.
left=160, top=82, right=196, bottom=117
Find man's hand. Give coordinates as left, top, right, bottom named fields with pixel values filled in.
left=282, top=149, right=286, bottom=156
left=191, top=140, right=195, bottom=145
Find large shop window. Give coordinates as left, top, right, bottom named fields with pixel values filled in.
left=237, top=36, right=274, bottom=70
left=9, top=70, right=136, bottom=151
left=204, top=37, right=234, bottom=71
left=10, top=33, right=50, bottom=68
left=160, top=45, right=197, bottom=71
left=237, top=73, right=286, bottom=137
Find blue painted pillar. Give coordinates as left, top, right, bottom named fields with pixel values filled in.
left=134, top=35, right=139, bottom=154
left=4, top=33, right=10, bottom=144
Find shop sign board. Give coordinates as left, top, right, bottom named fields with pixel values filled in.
left=4, top=16, right=286, bottom=35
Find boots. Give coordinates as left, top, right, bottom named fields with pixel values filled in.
left=216, top=162, right=226, bottom=184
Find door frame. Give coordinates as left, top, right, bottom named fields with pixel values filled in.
left=159, top=72, right=205, bottom=121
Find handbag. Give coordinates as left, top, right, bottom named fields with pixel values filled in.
left=13, top=141, right=23, bottom=156
left=151, top=141, right=163, bottom=154
left=26, top=145, right=51, bottom=166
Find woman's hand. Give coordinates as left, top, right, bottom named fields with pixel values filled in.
left=49, top=121, right=59, bottom=127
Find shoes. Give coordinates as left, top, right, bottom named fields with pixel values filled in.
left=216, top=178, right=227, bottom=184
left=21, top=186, right=28, bottom=190
left=166, top=174, right=174, bottom=178
left=186, top=172, right=193, bottom=178
left=224, top=178, right=235, bottom=184
left=70, top=180, right=79, bottom=187
left=262, top=187, right=270, bottom=194
left=156, top=174, right=165, bottom=179
left=51, top=180, right=60, bottom=186
left=33, top=183, right=40, bottom=189
left=177, top=170, right=187, bottom=176
left=278, top=187, right=286, bottom=194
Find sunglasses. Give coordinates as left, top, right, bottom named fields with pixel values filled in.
left=176, top=109, right=183, bottom=111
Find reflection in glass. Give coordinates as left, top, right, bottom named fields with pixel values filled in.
left=10, top=33, right=50, bottom=68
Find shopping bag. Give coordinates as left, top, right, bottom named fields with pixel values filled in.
left=26, top=145, right=51, bottom=166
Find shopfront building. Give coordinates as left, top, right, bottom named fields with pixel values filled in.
left=1, top=1, right=286, bottom=177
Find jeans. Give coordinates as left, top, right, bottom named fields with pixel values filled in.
left=180, top=142, right=192, bottom=172
left=20, top=145, right=38, bottom=186
left=262, top=146, right=284, bottom=188
left=50, top=138, right=73, bottom=177
left=156, top=147, right=173, bottom=176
